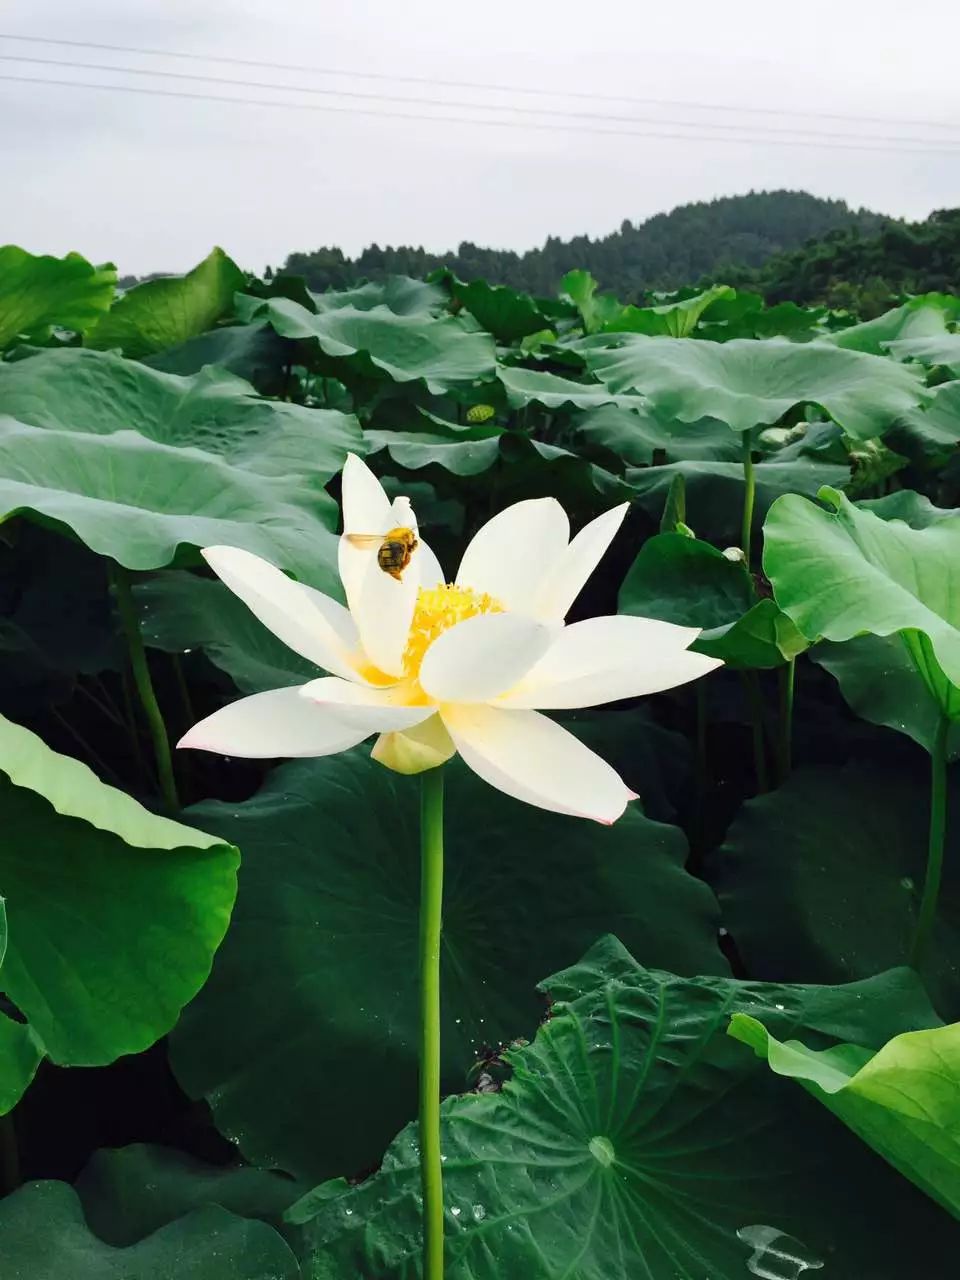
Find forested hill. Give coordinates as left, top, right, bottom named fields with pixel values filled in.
left=277, top=190, right=889, bottom=298
left=739, top=207, right=960, bottom=315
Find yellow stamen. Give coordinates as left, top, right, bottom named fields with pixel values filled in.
left=402, top=583, right=503, bottom=688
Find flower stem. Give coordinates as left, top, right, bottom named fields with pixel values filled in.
left=419, top=767, right=445, bottom=1280
left=741, top=430, right=756, bottom=571
left=112, top=566, right=179, bottom=812
left=910, top=713, right=950, bottom=969
left=778, top=658, right=796, bottom=784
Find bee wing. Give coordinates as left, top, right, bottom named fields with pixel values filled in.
left=344, top=533, right=385, bottom=549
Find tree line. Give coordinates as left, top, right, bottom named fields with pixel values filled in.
left=275, top=190, right=887, bottom=298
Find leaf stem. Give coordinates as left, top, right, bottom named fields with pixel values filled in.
left=778, top=658, right=796, bottom=784
left=419, top=767, right=445, bottom=1280
left=112, top=566, right=179, bottom=812
left=910, top=713, right=950, bottom=969
left=741, top=430, right=756, bottom=571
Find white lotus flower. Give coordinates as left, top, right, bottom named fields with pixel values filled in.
left=178, top=454, right=721, bottom=822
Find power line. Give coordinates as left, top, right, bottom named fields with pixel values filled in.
left=4, top=71, right=959, bottom=156
left=3, top=52, right=959, bottom=148
left=2, top=29, right=959, bottom=134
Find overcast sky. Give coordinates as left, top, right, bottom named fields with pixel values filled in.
left=4, top=1, right=959, bottom=274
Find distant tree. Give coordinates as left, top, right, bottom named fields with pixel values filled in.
left=740, top=208, right=960, bottom=315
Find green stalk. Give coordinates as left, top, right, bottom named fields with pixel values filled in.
left=112, top=566, right=179, bottom=812
left=910, top=713, right=950, bottom=969
left=778, top=658, right=796, bottom=784
left=419, top=768, right=446, bottom=1279
left=741, top=430, right=756, bottom=571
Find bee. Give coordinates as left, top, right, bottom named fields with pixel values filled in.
left=345, top=526, right=419, bottom=581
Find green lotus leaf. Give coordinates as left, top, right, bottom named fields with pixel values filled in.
left=451, top=278, right=551, bottom=343
left=0, top=712, right=238, bottom=1111
left=86, top=248, right=245, bottom=359
left=0, top=898, right=44, bottom=1113
left=497, top=365, right=647, bottom=412
left=858, top=488, right=960, bottom=528
left=814, top=635, right=960, bottom=758
left=170, top=751, right=726, bottom=1181
left=412, top=406, right=499, bottom=436
left=256, top=297, right=496, bottom=393
left=619, top=531, right=806, bottom=667
left=0, top=245, right=116, bottom=349
left=628, top=458, right=850, bottom=546
left=517, top=327, right=558, bottom=353
left=708, top=764, right=960, bottom=1016
left=757, top=416, right=847, bottom=463
left=560, top=268, right=624, bottom=334
left=658, top=472, right=688, bottom=534
left=730, top=1014, right=960, bottom=1220
left=312, top=275, right=447, bottom=316
left=495, top=434, right=632, bottom=509
left=886, top=332, right=960, bottom=376
left=701, top=294, right=827, bottom=341
left=578, top=335, right=928, bottom=438
left=599, top=283, right=736, bottom=337
left=571, top=403, right=739, bottom=467
left=889, top=380, right=960, bottom=469
left=0, top=347, right=361, bottom=589
left=75, top=1143, right=307, bottom=1251
left=764, top=487, right=960, bottom=718
left=365, top=427, right=503, bottom=477
left=0, top=1181, right=299, bottom=1280
left=829, top=294, right=960, bottom=355
left=145, top=320, right=294, bottom=396
left=291, top=935, right=954, bottom=1279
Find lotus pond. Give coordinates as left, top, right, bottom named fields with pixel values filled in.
left=1, top=245, right=959, bottom=1278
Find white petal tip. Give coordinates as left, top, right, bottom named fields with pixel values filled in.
left=200, top=544, right=239, bottom=560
